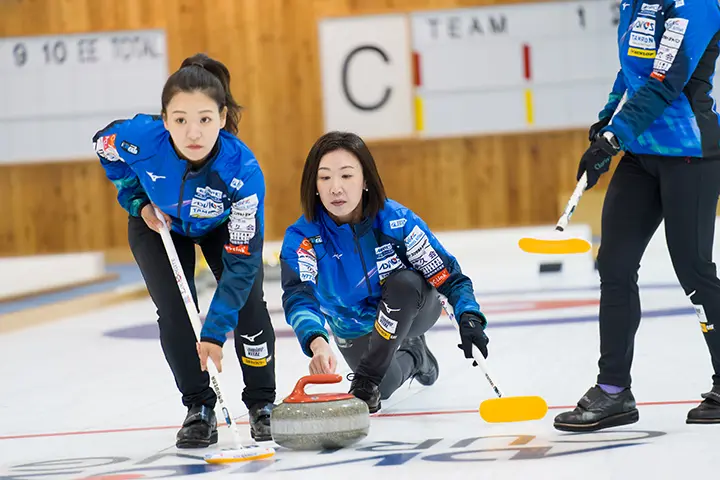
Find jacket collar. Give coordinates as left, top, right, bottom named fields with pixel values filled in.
left=318, top=205, right=374, bottom=237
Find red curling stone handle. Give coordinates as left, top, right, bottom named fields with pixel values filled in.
left=283, top=374, right=353, bottom=403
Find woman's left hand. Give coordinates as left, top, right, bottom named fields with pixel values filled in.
left=197, top=341, right=224, bottom=372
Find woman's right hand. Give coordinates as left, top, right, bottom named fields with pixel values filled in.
left=141, top=203, right=172, bottom=233
left=308, top=337, right=337, bottom=375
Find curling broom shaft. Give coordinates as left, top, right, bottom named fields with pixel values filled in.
left=154, top=208, right=245, bottom=447
left=437, top=293, right=503, bottom=398
left=556, top=172, right=587, bottom=232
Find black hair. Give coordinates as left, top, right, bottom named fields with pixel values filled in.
left=161, top=53, right=241, bottom=135
left=300, top=131, right=387, bottom=222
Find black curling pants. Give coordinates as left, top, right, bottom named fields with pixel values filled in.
left=334, top=269, right=442, bottom=399
left=596, top=152, right=720, bottom=388
left=128, top=215, right=276, bottom=411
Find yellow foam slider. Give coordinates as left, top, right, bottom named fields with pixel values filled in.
left=519, top=173, right=591, bottom=255
left=479, top=396, right=548, bottom=423
left=437, top=294, right=548, bottom=423
left=518, top=237, right=591, bottom=255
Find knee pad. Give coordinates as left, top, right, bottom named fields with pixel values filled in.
left=382, top=270, right=424, bottom=310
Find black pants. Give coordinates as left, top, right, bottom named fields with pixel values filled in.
left=128, top=215, right=276, bottom=410
left=334, top=270, right=442, bottom=399
left=596, top=152, right=720, bottom=388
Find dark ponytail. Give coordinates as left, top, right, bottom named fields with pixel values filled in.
left=161, top=53, right=241, bottom=135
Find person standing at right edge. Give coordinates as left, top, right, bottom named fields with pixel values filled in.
left=554, top=0, right=720, bottom=432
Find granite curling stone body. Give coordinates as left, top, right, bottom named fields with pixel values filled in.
left=271, top=374, right=370, bottom=450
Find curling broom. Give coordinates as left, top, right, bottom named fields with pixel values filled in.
left=438, top=293, right=548, bottom=423
left=154, top=208, right=275, bottom=464
left=518, top=172, right=592, bottom=255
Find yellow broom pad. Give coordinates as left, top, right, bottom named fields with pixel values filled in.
left=518, top=237, right=591, bottom=255
left=479, top=396, right=548, bottom=423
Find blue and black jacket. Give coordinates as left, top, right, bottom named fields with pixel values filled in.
left=93, top=114, right=265, bottom=345
left=280, top=199, right=483, bottom=357
left=601, top=0, right=720, bottom=157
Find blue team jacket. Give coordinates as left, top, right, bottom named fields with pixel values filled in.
left=601, top=0, right=720, bottom=157
left=280, top=199, right=483, bottom=357
left=93, top=114, right=265, bottom=344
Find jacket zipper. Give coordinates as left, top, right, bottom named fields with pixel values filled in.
left=352, top=225, right=373, bottom=297
left=177, top=162, right=191, bottom=235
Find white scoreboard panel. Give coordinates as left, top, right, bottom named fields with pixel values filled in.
left=411, top=0, right=621, bottom=137
left=318, top=0, right=719, bottom=140
left=0, top=30, right=168, bottom=164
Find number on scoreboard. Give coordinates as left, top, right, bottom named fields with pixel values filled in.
left=0, top=29, right=168, bottom=164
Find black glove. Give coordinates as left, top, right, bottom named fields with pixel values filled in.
left=588, top=117, right=611, bottom=142
left=457, top=312, right=489, bottom=362
left=576, top=133, right=620, bottom=190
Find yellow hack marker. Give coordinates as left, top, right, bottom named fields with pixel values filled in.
left=518, top=172, right=592, bottom=255
left=437, top=294, right=548, bottom=423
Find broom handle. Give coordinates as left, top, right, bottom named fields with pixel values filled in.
left=437, top=293, right=503, bottom=398
left=153, top=207, right=246, bottom=449
left=555, top=172, right=587, bottom=232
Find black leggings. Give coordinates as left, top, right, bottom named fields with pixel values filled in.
left=596, top=152, right=720, bottom=388
left=128, top=215, right=276, bottom=410
left=334, top=269, right=442, bottom=399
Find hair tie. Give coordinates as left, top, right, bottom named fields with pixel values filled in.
left=191, top=62, right=204, bottom=69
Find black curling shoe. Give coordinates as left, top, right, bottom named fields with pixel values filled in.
left=348, top=374, right=381, bottom=413
left=399, top=334, right=439, bottom=386
left=687, top=385, right=720, bottom=424
left=554, top=385, right=639, bottom=432
left=176, top=405, right=218, bottom=448
left=249, top=402, right=275, bottom=441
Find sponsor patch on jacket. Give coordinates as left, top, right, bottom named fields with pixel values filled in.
left=389, top=218, right=407, bottom=229
left=665, top=18, right=688, bottom=35
left=375, top=243, right=395, bottom=258
left=228, top=194, right=259, bottom=244
left=404, top=225, right=447, bottom=281
left=191, top=186, right=225, bottom=218
left=628, top=47, right=656, bottom=58
left=230, top=178, right=244, bottom=190
left=656, top=45, right=678, bottom=64
left=428, top=268, right=450, bottom=287
left=632, top=18, right=655, bottom=35
left=640, top=3, right=661, bottom=17
left=120, top=141, right=139, bottom=155
left=376, top=253, right=404, bottom=281
left=297, top=238, right=318, bottom=284
left=660, top=30, right=684, bottom=50
left=190, top=198, right=223, bottom=218
left=629, top=32, right=655, bottom=50
left=225, top=244, right=250, bottom=255
left=375, top=243, right=405, bottom=282
left=95, top=134, right=122, bottom=162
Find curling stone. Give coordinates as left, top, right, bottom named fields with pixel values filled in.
left=270, top=374, right=370, bottom=450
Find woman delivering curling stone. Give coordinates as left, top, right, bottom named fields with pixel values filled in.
left=279, top=131, right=490, bottom=413
left=93, top=53, right=276, bottom=447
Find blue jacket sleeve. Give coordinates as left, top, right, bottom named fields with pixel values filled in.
left=606, top=0, right=720, bottom=148
left=598, top=69, right=627, bottom=120
left=400, top=210, right=485, bottom=325
left=280, top=230, right=328, bottom=357
left=92, top=119, right=150, bottom=217
left=199, top=166, right=265, bottom=345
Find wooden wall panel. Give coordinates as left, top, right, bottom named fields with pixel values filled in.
left=0, top=0, right=603, bottom=256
